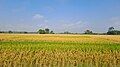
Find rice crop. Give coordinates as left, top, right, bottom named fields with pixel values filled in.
left=0, top=34, right=120, bottom=67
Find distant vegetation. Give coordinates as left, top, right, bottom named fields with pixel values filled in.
left=0, top=31, right=37, bottom=34
left=0, top=27, right=120, bottom=35
left=107, top=27, right=120, bottom=35
left=84, top=30, right=93, bottom=34
left=38, top=28, right=54, bottom=34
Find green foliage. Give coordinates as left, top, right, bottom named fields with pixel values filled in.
left=50, top=30, right=54, bottom=34
left=108, top=27, right=114, bottom=31
left=64, top=31, right=71, bottom=34
left=84, top=30, right=93, bottom=34
left=45, top=28, right=49, bottom=34
left=107, top=27, right=120, bottom=35
left=38, top=28, right=54, bottom=34
left=38, top=29, right=45, bottom=34
left=107, top=30, right=120, bottom=35
left=8, top=30, right=13, bottom=33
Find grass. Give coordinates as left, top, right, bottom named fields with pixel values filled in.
left=0, top=34, right=120, bottom=67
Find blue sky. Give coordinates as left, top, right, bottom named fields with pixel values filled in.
left=0, top=0, right=120, bottom=33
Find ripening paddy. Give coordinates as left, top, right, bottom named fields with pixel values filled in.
left=0, top=34, right=120, bottom=67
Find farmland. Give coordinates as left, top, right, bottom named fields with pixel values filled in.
left=0, top=34, right=120, bottom=67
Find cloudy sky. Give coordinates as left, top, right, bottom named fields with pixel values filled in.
left=0, top=0, right=120, bottom=33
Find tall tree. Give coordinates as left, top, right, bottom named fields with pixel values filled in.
left=50, top=30, right=54, bottom=34
left=108, top=27, right=114, bottom=31
left=107, top=27, right=120, bottom=35
left=45, top=28, right=49, bottom=34
left=64, top=31, right=71, bottom=34
left=84, top=30, right=92, bottom=34
left=38, top=29, right=45, bottom=34
left=8, top=30, right=13, bottom=33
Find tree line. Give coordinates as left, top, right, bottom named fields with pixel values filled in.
left=83, top=27, right=120, bottom=35
left=38, top=28, right=54, bottom=34
left=107, top=27, right=120, bottom=35
left=0, top=27, right=120, bottom=35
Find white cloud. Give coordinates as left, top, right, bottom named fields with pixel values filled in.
left=62, top=21, right=85, bottom=28
left=33, top=14, right=44, bottom=19
left=54, top=20, right=89, bottom=33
